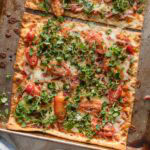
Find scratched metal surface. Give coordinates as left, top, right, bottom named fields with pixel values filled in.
left=0, top=0, right=150, bottom=149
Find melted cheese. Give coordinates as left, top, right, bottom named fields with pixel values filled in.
left=121, top=57, right=131, bottom=81
left=30, top=68, right=52, bottom=82
left=114, top=116, right=125, bottom=132
left=76, top=114, right=82, bottom=121
left=100, top=96, right=109, bottom=103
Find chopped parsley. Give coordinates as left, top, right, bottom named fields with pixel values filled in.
left=100, top=102, right=121, bottom=127
left=0, top=93, right=8, bottom=105
left=6, top=74, right=11, bottom=80
left=106, top=29, right=112, bottom=35
left=15, top=94, right=57, bottom=128
left=0, top=93, right=9, bottom=123
left=77, top=0, right=94, bottom=14
left=113, top=0, right=130, bottom=13
left=64, top=111, right=95, bottom=138
left=39, top=0, right=50, bottom=13
left=137, top=7, right=144, bottom=14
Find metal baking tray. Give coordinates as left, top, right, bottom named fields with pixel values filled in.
left=0, top=0, right=150, bottom=149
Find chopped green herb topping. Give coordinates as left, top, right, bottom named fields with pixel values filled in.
left=0, top=93, right=9, bottom=123
left=15, top=94, right=57, bottom=128
left=14, top=16, right=133, bottom=138
left=39, top=0, right=50, bottom=13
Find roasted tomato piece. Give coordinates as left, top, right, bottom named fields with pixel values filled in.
left=51, top=0, right=64, bottom=17
left=108, top=85, right=122, bottom=103
left=47, top=62, right=71, bottom=77
left=26, top=30, right=35, bottom=42
left=96, top=124, right=115, bottom=138
left=54, top=92, right=66, bottom=120
left=97, top=131, right=114, bottom=138
left=79, top=100, right=101, bottom=115
left=25, top=83, right=40, bottom=96
left=25, top=48, right=38, bottom=68
left=126, top=45, right=135, bottom=54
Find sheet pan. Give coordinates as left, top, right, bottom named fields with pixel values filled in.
left=0, top=0, right=150, bottom=149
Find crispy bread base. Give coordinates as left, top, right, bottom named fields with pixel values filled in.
left=25, top=0, right=144, bottom=30
left=7, top=12, right=141, bottom=150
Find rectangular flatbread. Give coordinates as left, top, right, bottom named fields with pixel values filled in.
left=25, top=0, right=145, bottom=30
left=7, top=12, right=141, bottom=150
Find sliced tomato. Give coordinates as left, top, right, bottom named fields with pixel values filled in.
left=54, top=92, right=66, bottom=120
left=126, top=45, right=135, bottom=54
left=25, top=48, right=38, bottom=68
left=25, top=83, right=40, bottom=96
left=26, top=30, right=35, bottom=42
left=25, top=84, right=35, bottom=96
left=108, top=85, right=122, bottom=103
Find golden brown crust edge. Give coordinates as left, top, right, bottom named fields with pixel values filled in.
left=7, top=12, right=141, bottom=150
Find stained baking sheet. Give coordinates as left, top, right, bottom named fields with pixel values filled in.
left=0, top=0, right=150, bottom=149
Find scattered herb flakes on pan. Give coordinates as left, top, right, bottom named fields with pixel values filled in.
left=0, top=93, right=9, bottom=124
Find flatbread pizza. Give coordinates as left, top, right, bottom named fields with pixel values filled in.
left=7, top=12, right=141, bottom=150
left=25, top=0, right=145, bottom=30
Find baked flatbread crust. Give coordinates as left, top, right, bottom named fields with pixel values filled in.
left=7, top=13, right=141, bottom=150
left=25, top=0, right=145, bottom=30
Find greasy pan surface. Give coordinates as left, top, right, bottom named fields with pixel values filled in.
left=0, top=0, right=150, bottom=149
